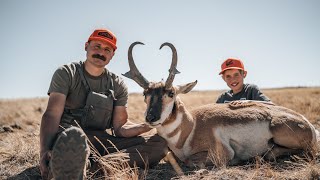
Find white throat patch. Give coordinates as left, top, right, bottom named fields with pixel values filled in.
left=159, top=100, right=175, bottom=124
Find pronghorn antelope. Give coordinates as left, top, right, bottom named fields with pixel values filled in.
left=123, top=42, right=319, bottom=168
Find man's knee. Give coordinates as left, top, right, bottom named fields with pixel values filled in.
left=149, top=134, right=167, bottom=145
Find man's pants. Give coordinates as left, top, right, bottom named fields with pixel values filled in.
left=84, top=130, right=168, bottom=168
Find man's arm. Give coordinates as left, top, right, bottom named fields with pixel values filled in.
left=39, top=92, right=66, bottom=179
left=112, top=106, right=151, bottom=138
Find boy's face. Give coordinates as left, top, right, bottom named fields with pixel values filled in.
left=222, top=69, right=247, bottom=94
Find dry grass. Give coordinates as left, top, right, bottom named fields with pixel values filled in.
left=86, top=135, right=139, bottom=180
left=0, top=87, right=320, bottom=179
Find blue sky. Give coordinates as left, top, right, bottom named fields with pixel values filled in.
left=1, top=0, right=319, bottom=99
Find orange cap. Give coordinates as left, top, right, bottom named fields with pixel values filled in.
left=88, top=29, right=117, bottom=51
left=219, top=58, right=245, bottom=75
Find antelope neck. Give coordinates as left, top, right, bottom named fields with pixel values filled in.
left=162, top=101, right=177, bottom=126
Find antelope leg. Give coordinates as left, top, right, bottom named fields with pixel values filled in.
left=164, top=151, right=184, bottom=176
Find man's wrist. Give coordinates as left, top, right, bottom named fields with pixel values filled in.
left=142, top=123, right=152, bottom=131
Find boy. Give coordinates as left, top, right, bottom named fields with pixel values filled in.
left=216, top=58, right=271, bottom=103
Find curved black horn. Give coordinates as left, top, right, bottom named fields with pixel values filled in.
left=160, top=42, right=180, bottom=89
left=122, top=42, right=150, bottom=89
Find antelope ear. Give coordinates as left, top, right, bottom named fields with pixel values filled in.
left=176, top=80, right=197, bottom=94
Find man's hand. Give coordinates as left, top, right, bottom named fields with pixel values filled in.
left=40, top=151, right=51, bottom=180
left=112, top=106, right=154, bottom=137
left=39, top=92, right=66, bottom=179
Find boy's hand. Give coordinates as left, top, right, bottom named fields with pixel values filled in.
left=230, top=100, right=244, bottom=106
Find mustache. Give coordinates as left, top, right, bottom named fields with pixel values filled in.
left=92, top=54, right=106, bottom=61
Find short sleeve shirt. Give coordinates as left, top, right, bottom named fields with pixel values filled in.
left=48, top=61, right=128, bottom=109
left=48, top=62, right=128, bottom=128
left=216, top=84, right=270, bottom=103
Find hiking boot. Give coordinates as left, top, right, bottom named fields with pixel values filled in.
left=50, top=127, right=90, bottom=180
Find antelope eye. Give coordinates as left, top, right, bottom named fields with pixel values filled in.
left=168, top=91, right=175, bottom=98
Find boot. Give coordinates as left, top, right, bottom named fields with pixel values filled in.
left=50, top=127, right=90, bottom=180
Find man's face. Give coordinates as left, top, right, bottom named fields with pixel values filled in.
left=85, top=40, right=115, bottom=68
left=222, top=69, right=247, bottom=94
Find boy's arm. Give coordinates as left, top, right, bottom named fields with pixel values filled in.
left=216, top=92, right=229, bottom=103
left=250, top=84, right=271, bottom=102
left=216, top=95, right=223, bottom=103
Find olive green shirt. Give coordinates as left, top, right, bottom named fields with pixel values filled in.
left=48, top=61, right=128, bottom=129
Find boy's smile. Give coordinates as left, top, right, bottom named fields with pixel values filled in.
left=230, top=82, right=239, bottom=87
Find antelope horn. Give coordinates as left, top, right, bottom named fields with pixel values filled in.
left=122, top=42, right=150, bottom=89
left=160, top=42, right=180, bottom=89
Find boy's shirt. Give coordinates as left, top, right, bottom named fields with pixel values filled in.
left=216, top=84, right=270, bottom=103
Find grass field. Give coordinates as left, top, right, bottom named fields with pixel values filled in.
left=0, top=87, right=319, bottom=179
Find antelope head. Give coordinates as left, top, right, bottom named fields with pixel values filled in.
left=123, top=42, right=197, bottom=127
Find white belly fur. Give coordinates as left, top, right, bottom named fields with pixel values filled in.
left=215, top=121, right=273, bottom=161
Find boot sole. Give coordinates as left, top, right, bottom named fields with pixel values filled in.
left=50, top=127, right=90, bottom=180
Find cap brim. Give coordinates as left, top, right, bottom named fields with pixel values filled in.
left=219, top=67, right=244, bottom=75
left=88, top=37, right=117, bottom=50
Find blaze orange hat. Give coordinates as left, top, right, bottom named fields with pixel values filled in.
left=88, top=28, right=117, bottom=50
left=219, top=58, right=245, bottom=75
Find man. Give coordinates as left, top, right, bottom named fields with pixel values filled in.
left=40, top=28, right=167, bottom=179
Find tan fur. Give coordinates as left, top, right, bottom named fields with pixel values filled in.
left=148, top=82, right=164, bottom=89
left=150, top=89, right=318, bottom=167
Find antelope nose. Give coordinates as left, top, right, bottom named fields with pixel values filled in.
left=146, top=114, right=155, bottom=122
